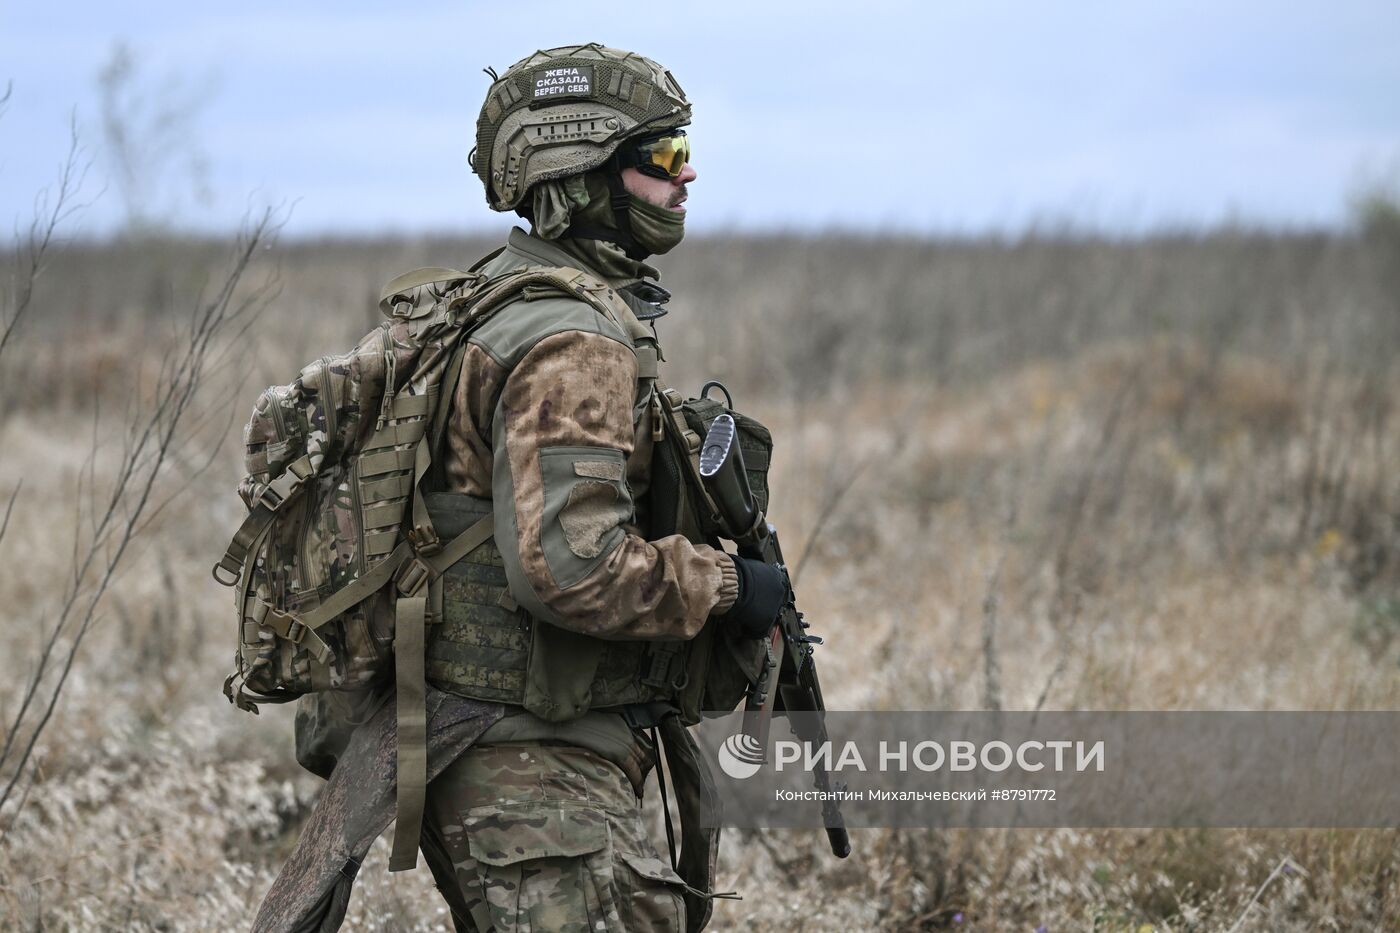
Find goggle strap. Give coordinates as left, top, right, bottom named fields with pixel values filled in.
left=604, top=167, right=650, bottom=262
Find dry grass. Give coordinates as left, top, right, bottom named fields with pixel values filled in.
left=2, top=226, right=1399, bottom=930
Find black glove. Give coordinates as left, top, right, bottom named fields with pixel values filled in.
left=724, top=554, right=788, bottom=639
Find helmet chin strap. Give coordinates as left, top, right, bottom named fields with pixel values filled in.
left=562, top=160, right=651, bottom=261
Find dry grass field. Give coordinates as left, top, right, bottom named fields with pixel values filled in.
left=1, top=220, right=1399, bottom=931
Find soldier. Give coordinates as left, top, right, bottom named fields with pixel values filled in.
left=414, top=43, right=789, bottom=932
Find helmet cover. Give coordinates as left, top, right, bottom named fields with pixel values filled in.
left=473, top=43, right=691, bottom=212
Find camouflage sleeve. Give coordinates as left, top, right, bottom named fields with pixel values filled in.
left=491, top=328, right=739, bottom=640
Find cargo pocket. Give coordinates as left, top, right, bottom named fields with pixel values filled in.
left=463, top=802, right=623, bottom=933
left=617, top=854, right=688, bottom=932
left=538, top=446, right=631, bottom=589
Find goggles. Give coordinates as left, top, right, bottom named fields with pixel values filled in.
left=617, top=130, right=690, bottom=179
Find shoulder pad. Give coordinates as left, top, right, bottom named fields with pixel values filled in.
left=474, top=265, right=643, bottom=336
left=379, top=267, right=481, bottom=319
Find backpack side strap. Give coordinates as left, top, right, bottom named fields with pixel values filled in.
left=211, top=453, right=314, bottom=586
left=387, top=510, right=496, bottom=871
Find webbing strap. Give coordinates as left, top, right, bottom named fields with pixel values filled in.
left=642, top=640, right=687, bottom=690
left=210, top=455, right=314, bottom=585
left=378, top=266, right=475, bottom=315
left=292, top=541, right=413, bottom=632
left=431, top=513, right=495, bottom=570
left=387, top=511, right=493, bottom=873
left=430, top=345, right=468, bottom=458
left=359, top=447, right=418, bottom=477
left=388, top=421, right=440, bottom=873
left=266, top=507, right=495, bottom=640
left=362, top=473, right=414, bottom=503
left=392, top=513, right=496, bottom=598
left=408, top=438, right=438, bottom=555
left=382, top=336, right=484, bottom=874
left=364, top=528, right=400, bottom=557
left=388, top=592, right=427, bottom=871
left=263, top=610, right=334, bottom=663
left=363, top=420, right=429, bottom=448
left=655, top=380, right=723, bottom=523
left=393, top=394, right=432, bottom=419
left=363, top=501, right=402, bottom=530
left=212, top=499, right=280, bottom=585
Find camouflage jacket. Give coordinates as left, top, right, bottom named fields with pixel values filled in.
left=440, top=227, right=739, bottom=643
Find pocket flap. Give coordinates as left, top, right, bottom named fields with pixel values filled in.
left=621, top=853, right=686, bottom=886
left=463, top=803, right=610, bottom=866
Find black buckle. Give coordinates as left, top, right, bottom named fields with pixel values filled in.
left=641, top=644, right=685, bottom=690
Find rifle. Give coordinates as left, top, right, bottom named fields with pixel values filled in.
left=699, top=412, right=851, bottom=859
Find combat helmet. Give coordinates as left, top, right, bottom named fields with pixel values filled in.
left=473, top=43, right=691, bottom=213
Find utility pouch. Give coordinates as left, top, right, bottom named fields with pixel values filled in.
left=523, top=623, right=609, bottom=723
left=646, top=387, right=777, bottom=720
left=648, top=390, right=774, bottom=543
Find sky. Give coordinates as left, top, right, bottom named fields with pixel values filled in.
left=1, top=0, right=1398, bottom=238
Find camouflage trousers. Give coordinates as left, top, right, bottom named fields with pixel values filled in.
left=420, top=742, right=690, bottom=933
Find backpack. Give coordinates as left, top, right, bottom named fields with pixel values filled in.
left=212, top=260, right=636, bottom=870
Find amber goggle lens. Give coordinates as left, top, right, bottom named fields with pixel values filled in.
left=633, top=133, right=691, bottom=178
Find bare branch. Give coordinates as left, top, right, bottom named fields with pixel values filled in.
left=0, top=613, right=52, bottom=773
left=132, top=390, right=241, bottom=539
left=1032, top=594, right=1078, bottom=715
left=980, top=554, right=1005, bottom=713
left=790, top=387, right=934, bottom=584
left=790, top=458, right=873, bottom=586
left=0, top=481, right=18, bottom=546
left=0, top=117, right=90, bottom=364
left=0, top=210, right=280, bottom=818
left=1227, top=855, right=1308, bottom=933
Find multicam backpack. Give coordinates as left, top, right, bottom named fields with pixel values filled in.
left=212, top=260, right=638, bottom=870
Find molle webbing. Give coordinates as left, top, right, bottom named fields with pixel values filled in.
left=425, top=493, right=529, bottom=701
left=422, top=492, right=691, bottom=711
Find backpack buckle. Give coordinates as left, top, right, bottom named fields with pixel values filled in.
left=257, top=455, right=315, bottom=510
left=285, top=618, right=308, bottom=644
left=266, top=611, right=332, bottom=663
left=289, top=620, right=333, bottom=664
left=395, top=557, right=432, bottom=597
left=256, top=472, right=298, bottom=510
left=406, top=521, right=442, bottom=557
